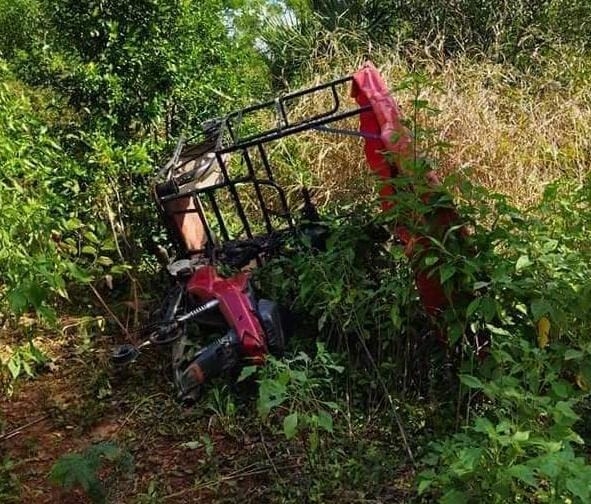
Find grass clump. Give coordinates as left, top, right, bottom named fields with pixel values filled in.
left=270, top=50, right=591, bottom=207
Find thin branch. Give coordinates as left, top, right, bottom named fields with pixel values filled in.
left=356, top=331, right=416, bottom=467
left=113, top=393, right=167, bottom=437
left=104, top=194, right=126, bottom=263
left=89, top=283, right=130, bottom=340
left=259, top=425, right=279, bottom=475
left=0, top=415, right=49, bottom=442
left=162, top=463, right=300, bottom=501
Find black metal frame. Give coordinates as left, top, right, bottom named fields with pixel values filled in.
left=156, top=74, right=372, bottom=261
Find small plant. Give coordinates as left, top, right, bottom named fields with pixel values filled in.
left=49, top=441, right=133, bottom=504
left=1, top=341, right=47, bottom=396
left=135, top=479, right=163, bottom=504
left=0, top=458, right=19, bottom=503
left=205, top=385, right=240, bottom=436
left=240, top=342, right=343, bottom=451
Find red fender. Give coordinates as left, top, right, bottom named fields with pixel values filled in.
left=186, top=266, right=267, bottom=361
left=352, top=62, right=465, bottom=318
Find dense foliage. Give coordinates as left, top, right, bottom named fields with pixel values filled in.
left=0, top=0, right=271, bottom=323
left=1, top=0, right=591, bottom=502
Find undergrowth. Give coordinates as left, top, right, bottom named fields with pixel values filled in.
left=2, top=2, right=591, bottom=502
left=254, top=169, right=591, bottom=502
left=269, top=50, right=591, bottom=207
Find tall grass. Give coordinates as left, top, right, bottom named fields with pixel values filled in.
left=268, top=48, right=591, bottom=207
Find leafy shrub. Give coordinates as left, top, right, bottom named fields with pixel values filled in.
left=0, top=0, right=39, bottom=58
left=0, top=70, right=155, bottom=322
left=241, top=343, right=343, bottom=448
left=412, top=177, right=591, bottom=501
left=49, top=442, right=133, bottom=504
left=0, top=71, right=88, bottom=320
left=0, top=0, right=272, bottom=328
left=252, top=70, right=591, bottom=501
left=12, top=0, right=270, bottom=137
left=0, top=341, right=47, bottom=396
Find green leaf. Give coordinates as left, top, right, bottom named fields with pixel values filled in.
left=565, top=349, right=584, bottom=361
left=237, top=365, right=257, bottom=382
left=512, top=431, right=530, bottom=442
left=97, top=256, right=113, bottom=266
left=317, top=410, right=333, bottom=433
left=257, top=379, right=287, bottom=418
left=448, top=322, right=464, bottom=345
left=508, top=464, right=537, bottom=486
left=83, top=231, right=100, bottom=244
left=459, top=374, right=483, bottom=389
left=473, top=281, right=490, bottom=291
left=553, top=401, right=580, bottom=424
left=466, top=298, right=480, bottom=318
left=81, top=245, right=97, bottom=255
left=417, top=473, right=434, bottom=495
left=530, top=298, right=551, bottom=320
left=390, top=304, right=402, bottom=330
left=424, top=255, right=438, bottom=267
left=473, top=417, right=495, bottom=436
left=441, top=489, right=469, bottom=504
left=67, top=263, right=93, bottom=283
left=283, top=412, right=298, bottom=439
left=566, top=477, right=591, bottom=501
left=450, top=447, right=482, bottom=476
left=551, top=380, right=571, bottom=398
left=7, top=288, right=28, bottom=313
left=110, top=264, right=131, bottom=275
left=439, top=264, right=455, bottom=284
left=480, top=296, right=497, bottom=322
left=516, top=255, right=532, bottom=272
left=542, top=239, right=559, bottom=253
left=7, top=358, right=21, bottom=380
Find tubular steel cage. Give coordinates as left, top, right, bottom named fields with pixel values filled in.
left=154, top=75, right=372, bottom=261
left=153, top=61, right=471, bottom=338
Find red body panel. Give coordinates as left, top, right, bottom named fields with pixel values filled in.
left=352, top=62, right=465, bottom=318
left=186, top=266, right=267, bottom=361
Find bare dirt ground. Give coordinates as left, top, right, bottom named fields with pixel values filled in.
left=1, top=327, right=413, bottom=503
left=0, top=332, right=285, bottom=503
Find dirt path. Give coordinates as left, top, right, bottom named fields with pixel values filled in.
left=1, top=334, right=236, bottom=502
left=0, top=333, right=307, bottom=503
left=1, top=331, right=413, bottom=503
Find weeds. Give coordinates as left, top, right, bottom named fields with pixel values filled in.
left=49, top=441, right=133, bottom=504
left=0, top=340, right=46, bottom=396
left=265, top=51, right=591, bottom=208
left=0, top=457, right=19, bottom=503
left=242, top=344, right=341, bottom=446
left=3, top=2, right=591, bottom=502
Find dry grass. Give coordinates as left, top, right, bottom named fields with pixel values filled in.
left=268, top=50, right=591, bottom=207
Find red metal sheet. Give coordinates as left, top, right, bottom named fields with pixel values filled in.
left=352, top=62, right=462, bottom=318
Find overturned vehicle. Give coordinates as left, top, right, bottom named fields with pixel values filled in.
left=111, top=62, right=469, bottom=402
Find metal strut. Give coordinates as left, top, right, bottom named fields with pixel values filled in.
left=177, top=299, right=219, bottom=323
left=313, top=125, right=381, bottom=139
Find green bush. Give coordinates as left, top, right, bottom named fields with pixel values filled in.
left=49, top=442, right=133, bottom=503
left=0, top=0, right=272, bottom=324
left=11, top=0, right=270, bottom=138
left=413, top=177, right=591, bottom=502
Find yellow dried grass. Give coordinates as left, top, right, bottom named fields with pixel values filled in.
left=269, top=51, right=591, bottom=207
